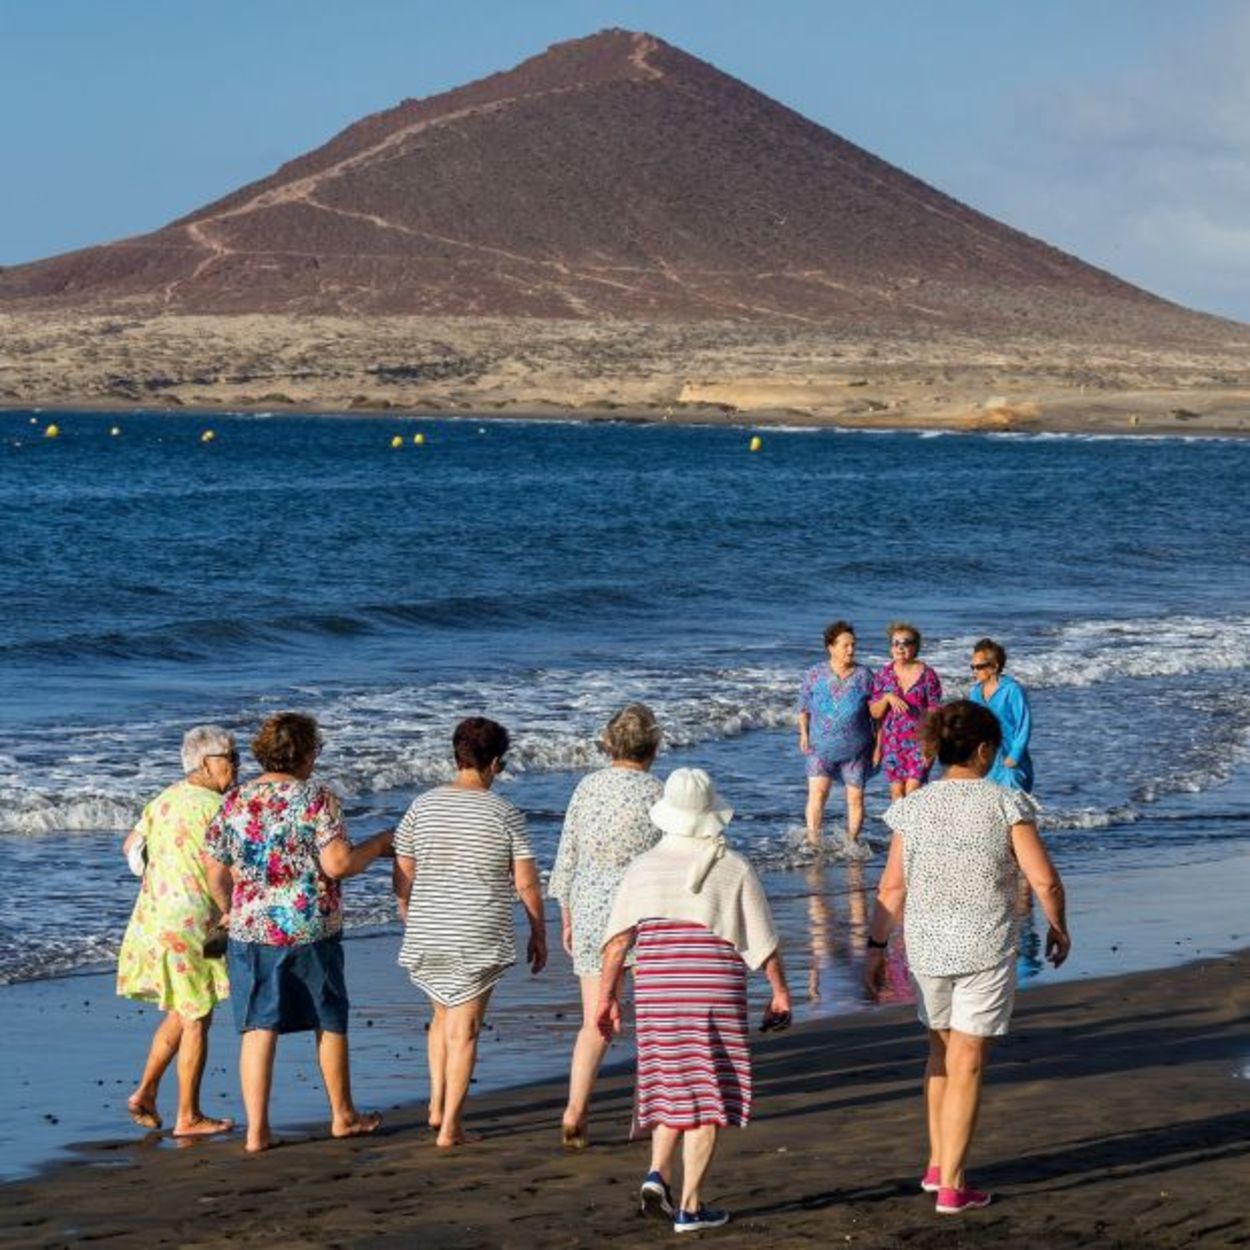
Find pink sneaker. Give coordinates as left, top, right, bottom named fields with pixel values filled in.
left=935, top=1186, right=991, bottom=1214
left=920, top=1167, right=941, bottom=1193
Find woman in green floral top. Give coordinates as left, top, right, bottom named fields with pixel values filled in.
left=206, top=712, right=393, bottom=1153
left=118, top=724, right=238, bottom=1138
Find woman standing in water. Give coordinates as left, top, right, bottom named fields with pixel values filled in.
left=869, top=621, right=943, bottom=800
left=968, top=638, right=1034, bottom=791
left=798, top=620, right=875, bottom=850
left=864, top=701, right=1069, bottom=1215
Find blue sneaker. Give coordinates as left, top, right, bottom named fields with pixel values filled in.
left=674, top=1205, right=731, bottom=1232
left=639, top=1171, right=674, bottom=1218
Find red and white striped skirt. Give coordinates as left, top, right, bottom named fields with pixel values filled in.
left=633, top=919, right=751, bottom=1132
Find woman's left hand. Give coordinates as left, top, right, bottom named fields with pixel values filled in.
left=561, top=914, right=573, bottom=957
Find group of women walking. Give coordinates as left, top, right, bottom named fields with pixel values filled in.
left=115, top=619, right=1065, bottom=1231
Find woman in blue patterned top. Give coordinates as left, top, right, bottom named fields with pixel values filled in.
left=798, top=620, right=875, bottom=850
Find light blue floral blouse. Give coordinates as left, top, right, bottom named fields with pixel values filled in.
left=548, top=767, right=664, bottom=976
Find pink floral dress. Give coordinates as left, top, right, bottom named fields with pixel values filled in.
left=871, top=663, right=943, bottom=783
left=116, top=780, right=230, bottom=1019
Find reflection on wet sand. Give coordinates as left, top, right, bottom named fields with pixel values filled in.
left=803, top=859, right=870, bottom=1002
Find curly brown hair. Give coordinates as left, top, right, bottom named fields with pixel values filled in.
left=823, top=619, right=855, bottom=647
left=252, top=712, right=321, bottom=774
left=601, top=703, right=662, bottom=763
left=920, top=700, right=1001, bottom=767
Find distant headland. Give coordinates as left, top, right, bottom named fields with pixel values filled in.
left=2, top=29, right=1247, bottom=433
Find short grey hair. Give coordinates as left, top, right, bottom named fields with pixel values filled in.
left=600, top=703, right=662, bottom=763
left=182, top=725, right=235, bottom=775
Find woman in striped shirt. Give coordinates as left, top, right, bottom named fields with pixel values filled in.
left=393, top=717, right=547, bottom=1149
left=599, top=768, right=791, bottom=1233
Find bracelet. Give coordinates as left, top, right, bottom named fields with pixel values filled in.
left=866, top=936, right=889, bottom=950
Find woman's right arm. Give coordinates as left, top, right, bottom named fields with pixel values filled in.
left=1011, top=821, right=1070, bottom=966
left=761, top=949, right=791, bottom=1019
left=597, top=928, right=636, bottom=1040
left=393, top=854, right=415, bottom=925
left=863, top=833, right=906, bottom=998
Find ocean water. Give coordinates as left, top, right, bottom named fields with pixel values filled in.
left=1, top=408, right=1248, bottom=1177
left=1, top=410, right=1248, bottom=986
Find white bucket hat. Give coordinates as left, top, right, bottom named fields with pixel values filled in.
left=650, top=768, right=733, bottom=840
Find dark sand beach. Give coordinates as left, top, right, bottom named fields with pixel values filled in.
left=3, top=950, right=1246, bottom=1249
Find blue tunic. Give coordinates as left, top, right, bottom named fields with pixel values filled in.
left=970, top=673, right=1034, bottom=792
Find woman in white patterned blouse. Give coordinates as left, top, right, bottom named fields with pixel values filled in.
left=548, top=704, right=664, bottom=1148
left=864, top=700, right=1070, bottom=1217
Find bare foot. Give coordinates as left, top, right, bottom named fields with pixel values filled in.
left=331, top=1110, right=383, bottom=1140
left=172, top=1114, right=235, bottom=1138
left=561, top=1119, right=588, bottom=1149
left=127, top=1095, right=162, bottom=1130
left=245, top=1135, right=281, bottom=1154
left=436, top=1128, right=482, bottom=1149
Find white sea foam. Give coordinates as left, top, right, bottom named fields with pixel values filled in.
left=2, top=610, right=1247, bottom=835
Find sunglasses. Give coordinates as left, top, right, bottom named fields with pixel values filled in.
left=891, top=639, right=917, bottom=649
left=970, top=662, right=995, bottom=673
left=205, top=751, right=241, bottom=768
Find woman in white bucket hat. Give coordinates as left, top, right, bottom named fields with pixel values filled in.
left=599, top=768, right=791, bottom=1234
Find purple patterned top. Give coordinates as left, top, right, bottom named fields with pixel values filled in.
left=870, top=663, right=943, bottom=782
left=799, top=663, right=875, bottom=763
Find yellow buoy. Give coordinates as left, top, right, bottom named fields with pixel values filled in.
left=749, top=435, right=762, bottom=452
left=44, top=424, right=60, bottom=439
left=413, top=432, right=426, bottom=445
left=109, top=426, right=121, bottom=437
left=390, top=435, right=404, bottom=448
left=200, top=429, right=216, bottom=444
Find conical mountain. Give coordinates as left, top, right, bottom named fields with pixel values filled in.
left=0, top=28, right=1242, bottom=343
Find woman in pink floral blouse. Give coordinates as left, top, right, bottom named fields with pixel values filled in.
left=869, top=622, right=943, bottom=800
left=206, top=712, right=393, bottom=1153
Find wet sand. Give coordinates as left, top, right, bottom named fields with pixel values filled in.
left=3, top=949, right=1246, bottom=1249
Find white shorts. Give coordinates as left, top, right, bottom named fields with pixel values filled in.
left=909, top=955, right=1017, bottom=1037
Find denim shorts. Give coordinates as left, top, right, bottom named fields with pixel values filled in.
left=227, top=935, right=349, bottom=1035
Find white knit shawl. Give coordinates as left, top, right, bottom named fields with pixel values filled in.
left=601, top=834, right=779, bottom=970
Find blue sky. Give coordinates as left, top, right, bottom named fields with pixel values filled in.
left=3, top=0, right=1248, bottom=321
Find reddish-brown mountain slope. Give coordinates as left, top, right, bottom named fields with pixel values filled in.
left=1, top=28, right=1244, bottom=344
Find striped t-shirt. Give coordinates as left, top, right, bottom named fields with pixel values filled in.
left=394, top=785, right=535, bottom=1004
